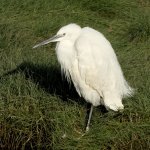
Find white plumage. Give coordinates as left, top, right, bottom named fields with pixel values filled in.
left=55, top=23, right=133, bottom=110
left=33, top=23, right=133, bottom=131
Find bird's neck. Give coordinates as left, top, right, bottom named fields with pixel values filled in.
left=55, top=41, right=76, bottom=81
left=56, top=40, right=76, bottom=73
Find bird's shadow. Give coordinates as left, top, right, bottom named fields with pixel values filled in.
left=1, top=62, right=86, bottom=105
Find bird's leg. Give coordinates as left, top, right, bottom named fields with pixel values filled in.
left=86, top=104, right=94, bottom=132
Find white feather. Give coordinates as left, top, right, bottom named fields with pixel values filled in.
left=55, top=23, right=133, bottom=111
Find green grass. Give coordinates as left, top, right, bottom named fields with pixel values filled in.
left=0, top=0, right=150, bottom=149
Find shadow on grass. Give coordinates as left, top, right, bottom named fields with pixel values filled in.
left=1, top=61, right=83, bottom=104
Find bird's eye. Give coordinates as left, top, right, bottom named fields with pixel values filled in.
left=63, top=33, right=66, bottom=36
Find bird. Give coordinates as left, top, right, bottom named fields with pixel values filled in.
left=33, top=23, right=133, bottom=132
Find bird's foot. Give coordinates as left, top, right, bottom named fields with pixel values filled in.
left=85, top=126, right=89, bottom=132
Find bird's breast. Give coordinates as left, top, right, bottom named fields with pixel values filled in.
left=56, top=41, right=76, bottom=79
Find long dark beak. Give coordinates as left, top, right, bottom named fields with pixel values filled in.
left=33, top=34, right=64, bottom=49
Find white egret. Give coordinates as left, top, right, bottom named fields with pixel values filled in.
left=33, top=23, right=133, bottom=132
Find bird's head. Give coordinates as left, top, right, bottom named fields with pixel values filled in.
left=33, top=23, right=81, bottom=49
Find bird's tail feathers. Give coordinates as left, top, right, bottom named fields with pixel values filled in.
left=122, top=80, right=134, bottom=98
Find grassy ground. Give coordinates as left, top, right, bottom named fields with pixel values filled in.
left=0, top=0, right=150, bottom=149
